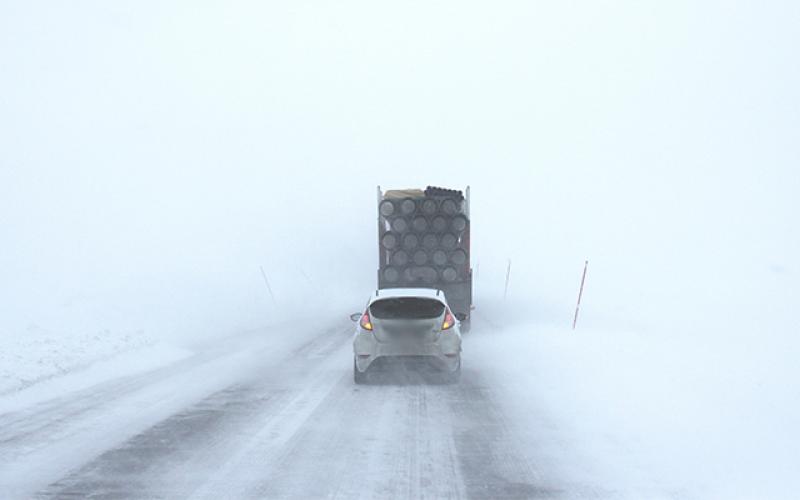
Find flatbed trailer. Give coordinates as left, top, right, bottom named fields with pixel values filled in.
left=376, top=186, right=473, bottom=327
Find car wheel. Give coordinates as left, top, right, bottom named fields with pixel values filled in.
left=442, top=356, right=461, bottom=384
left=354, top=358, right=367, bottom=384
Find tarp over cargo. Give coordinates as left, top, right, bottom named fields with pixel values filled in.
left=383, top=189, right=425, bottom=200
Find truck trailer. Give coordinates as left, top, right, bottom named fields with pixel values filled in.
left=376, top=186, right=473, bottom=329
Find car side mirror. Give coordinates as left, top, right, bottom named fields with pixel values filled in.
left=455, top=312, right=467, bottom=321
left=349, top=312, right=362, bottom=322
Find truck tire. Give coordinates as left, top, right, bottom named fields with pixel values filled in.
left=381, top=232, right=399, bottom=249
left=451, top=215, right=468, bottom=232
left=421, top=198, right=438, bottom=215
left=450, top=249, right=468, bottom=265
left=411, top=216, right=428, bottom=233
left=379, top=200, right=395, bottom=217
left=440, top=198, right=459, bottom=216
left=441, top=233, right=458, bottom=250
left=391, top=217, right=409, bottom=233
left=382, top=267, right=401, bottom=283
left=432, top=249, right=447, bottom=266
left=402, top=233, right=419, bottom=250
left=390, top=250, right=409, bottom=266
left=442, top=267, right=458, bottom=282
left=412, top=250, right=428, bottom=265
left=399, top=198, right=417, bottom=216
left=431, top=216, right=447, bottom=233
left=422, top=233, right=439, bottom=249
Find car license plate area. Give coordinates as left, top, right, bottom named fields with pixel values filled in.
left=382, top=342, right=435, bottom=356
left=383, top=325, right=432, bottom=341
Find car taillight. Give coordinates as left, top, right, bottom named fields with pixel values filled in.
left=360, top=311, right=373, bottom=331
left=442, top=309, right=455, bottom=330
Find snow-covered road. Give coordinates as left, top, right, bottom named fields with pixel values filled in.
left=0, top=316, right=608, bottom=499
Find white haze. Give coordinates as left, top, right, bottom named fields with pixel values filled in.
left=1, top=1, right=799, bottom=496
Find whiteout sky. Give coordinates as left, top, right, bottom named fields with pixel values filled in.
left=1, top=1, right=798, bottom=341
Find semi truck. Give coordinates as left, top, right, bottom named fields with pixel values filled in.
left=376, top=186, right=473, bottom=329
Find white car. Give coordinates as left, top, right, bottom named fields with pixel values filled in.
left=351, top=288, right=462, bottom=384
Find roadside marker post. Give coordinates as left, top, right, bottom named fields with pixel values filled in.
left=260, top=266, right=277, bottom=306
left=572, top=260, right=589, bottom=330
left=503, top=259, right=512, bottom=300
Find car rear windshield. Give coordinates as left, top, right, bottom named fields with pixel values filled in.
left=369, top=297, right=445, bottom=320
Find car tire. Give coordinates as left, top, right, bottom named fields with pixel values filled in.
left=354, top=358, right=367, bottom=385
left=442, top=356, right=461, bottom=384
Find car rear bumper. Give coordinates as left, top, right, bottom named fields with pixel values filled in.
left=353, top=330, right=461, bottom=372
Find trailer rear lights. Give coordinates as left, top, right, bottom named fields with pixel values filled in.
left=360, top=312, right=373, bottom=331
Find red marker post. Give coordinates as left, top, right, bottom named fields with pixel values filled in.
left=572, top=260, right=589, bottom=330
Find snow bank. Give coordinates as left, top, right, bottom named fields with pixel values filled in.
left=0, top=324, right=187, bottom=396
left=470, top=293, right=800, bottom=499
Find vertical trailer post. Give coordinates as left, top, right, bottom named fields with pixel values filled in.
left=377, top=185, right=382, bottom=285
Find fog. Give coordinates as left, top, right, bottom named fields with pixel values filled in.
left=3, top=1, right=795, bottom=341
left=1, top=2, right=799, bottom=495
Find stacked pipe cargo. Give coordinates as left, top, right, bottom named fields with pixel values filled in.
left=376, top=186, right=472, bottom=321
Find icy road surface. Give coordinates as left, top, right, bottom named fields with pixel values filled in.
left=1, top=317, right=628, bottom=499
